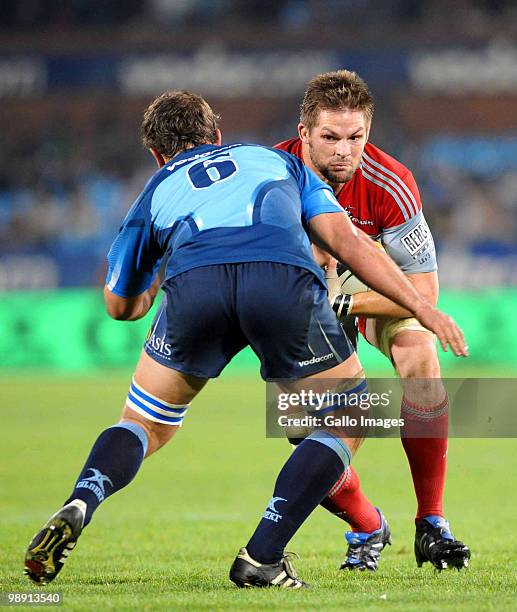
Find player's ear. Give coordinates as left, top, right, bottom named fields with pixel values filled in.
left=298, top=122, right=309, bottom=143
left=214, top=128, right=222, bottom=146
left=149, top=148, right=166, bottom=168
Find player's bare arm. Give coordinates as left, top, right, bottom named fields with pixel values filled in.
left=312, top=244, right=332, bottom=267
left=350, top=271, right=439, bottom=318
left=309, top=212, right=467, bottom=356
left=309, top=212, right=427, bottom=315
left=103, top=273, right=161, bottom=321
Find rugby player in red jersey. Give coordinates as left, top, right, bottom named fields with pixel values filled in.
left=276, top=70, right=470, bottom=572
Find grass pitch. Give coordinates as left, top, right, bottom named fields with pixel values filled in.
left=1, top=372, right=516, bottom=610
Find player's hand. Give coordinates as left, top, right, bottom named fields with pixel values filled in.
left=414, top=304, right=469, bottom=357
left=325, top=258, right=355, bottom=319
left=325, top=258, right=341, bottom=303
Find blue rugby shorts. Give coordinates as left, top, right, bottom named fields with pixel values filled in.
left=143, top=262, right=355, bottom=381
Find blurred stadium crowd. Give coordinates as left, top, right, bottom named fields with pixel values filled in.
left=2, top=0, right=516, bottom=28
left=1, top=0, right=516, bottom=290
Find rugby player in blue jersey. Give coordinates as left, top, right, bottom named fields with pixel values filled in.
left=24, top=91, right=467, bottom=589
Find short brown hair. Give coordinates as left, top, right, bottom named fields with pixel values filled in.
left=141, top=90, right=219, bottom=158
left=300, top=70, right=374, bottom=129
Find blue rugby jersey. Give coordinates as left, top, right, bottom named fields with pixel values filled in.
left=106, top=143, right=343, bottom=297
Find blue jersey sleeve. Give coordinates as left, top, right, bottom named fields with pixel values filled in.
left=275, top=150, right=343, bottom=222
left=105, top=191, right=163, bottom=297
left=298, top=165, right=344, bottom=221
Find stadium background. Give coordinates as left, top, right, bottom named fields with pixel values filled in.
left=1, top=1, right=516, bottom=609
left=1, top=0, right=517, bottom=374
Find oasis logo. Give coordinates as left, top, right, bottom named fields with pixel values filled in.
left=401, top=220, right=431, bottom=257
left=298, top=353, right=334, bottom=367
left=146, top=329, right=172, bottom=357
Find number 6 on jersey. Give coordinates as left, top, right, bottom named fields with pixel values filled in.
left=188, top=153, right=239, bottom=189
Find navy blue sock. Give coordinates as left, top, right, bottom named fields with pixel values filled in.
left=246, top=431, right=351, bottom=563
left=64, top=422, right=148, bottom=526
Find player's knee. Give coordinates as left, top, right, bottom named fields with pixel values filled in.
left=118, top=415, right=177, bottom=457
left=146, top=421, right=178, bottom=455
left=392, top=333, right=446, bottom=406
left=120, top=378, right=190, bottom=456
left=392, top=332, right=440, bottom=379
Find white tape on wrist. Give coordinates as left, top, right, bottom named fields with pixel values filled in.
left=332, top=294, right=354, bottom=318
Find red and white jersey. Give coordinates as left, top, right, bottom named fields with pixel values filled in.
left=275, top=138, right=437, bottom=274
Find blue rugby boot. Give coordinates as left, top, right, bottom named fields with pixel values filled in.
left=414, top=515, right=470, bottom=571
left=341, top=509, right=391, bottom=571
left=24, top=501, right=85, bottom=584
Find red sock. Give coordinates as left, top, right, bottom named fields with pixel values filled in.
left=400, top=394, right=448, bottom=520
left=320, top=466, right=381, bottom=532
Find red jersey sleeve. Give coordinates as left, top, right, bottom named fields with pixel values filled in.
left=380, top=170, right=422, bottom=229
left=360, top=145, right=422, bottom=230
left=274, top=138, right=303, bottom=158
